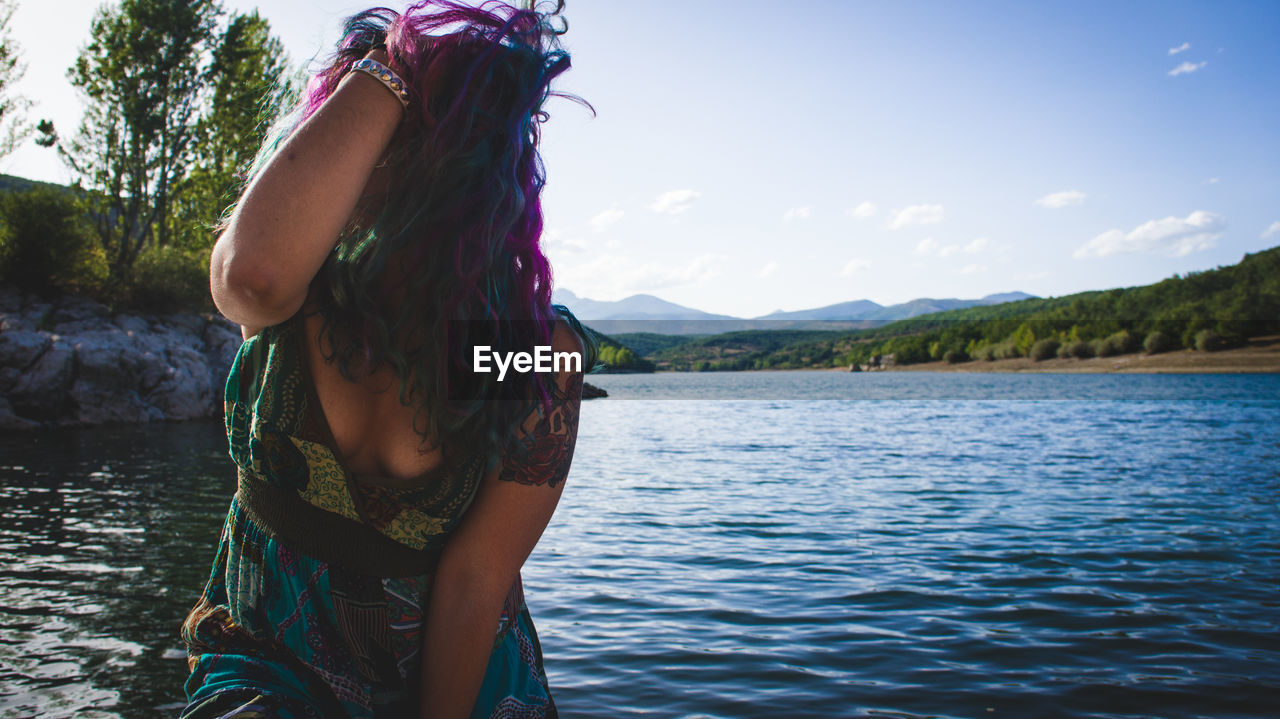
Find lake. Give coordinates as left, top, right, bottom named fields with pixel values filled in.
left=1, top=372, right=1278, bottom=718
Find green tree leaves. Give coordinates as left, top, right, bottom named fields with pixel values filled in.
left=38, top=0, right=289, bottom=293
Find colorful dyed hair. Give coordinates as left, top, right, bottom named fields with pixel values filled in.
left=248, top=0, right=594, bottom=460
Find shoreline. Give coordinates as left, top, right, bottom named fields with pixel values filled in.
left=883, top=335, right=1280, bottom=374
left=645, top=336, right=1280, bottom=375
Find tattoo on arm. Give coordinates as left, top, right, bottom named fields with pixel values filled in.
left=497, top=373, right=583, bottom=488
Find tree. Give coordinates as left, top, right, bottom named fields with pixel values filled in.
left=0, top=0, right=31, bottom=158
left=40, top=0, right=219, bottom=278
left=171, top=10, right=291, bottom=251
left=38, top=1, right=291, bottom=286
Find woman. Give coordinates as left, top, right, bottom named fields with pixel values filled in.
left=180, top=2, right=592, bottom=717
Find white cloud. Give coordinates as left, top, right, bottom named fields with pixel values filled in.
left=916, top=236, right=988, bottom=259
left=650, top=189, right=701, bottom=214
left=888, top=204, right=944, bottom=230
left=840, top=258, right=871, bottom=276
left=1168, top=42, right=1191, bottom=55
left=589, top=208, right=624, bottom=233
left=759, top=261, right=780, bottom=278
left=1168, top=60, right=1207, bottom=77
left=1262, top=221, right=1280, bottom=239
left=1035, top=190, right=1086, bottom=208
left=783, top=206, right=811, bottom=222
left=1075, top=211, right=1225, bottom=259
left=541, top=228, right=586, bottom=253
left=914, top=238, right=940, bottom=256
left=1206, top=177, right=1220, bottom=185
left=848, top=201, right=877, bottom=219
left=960, top=264, right=988, bottom=275
left=554, top=253, right=724, bottom=299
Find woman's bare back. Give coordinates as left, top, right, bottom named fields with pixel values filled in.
left=301, top=311, right=445, bottom=485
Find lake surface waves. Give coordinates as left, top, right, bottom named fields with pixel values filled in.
left=1, top=372, right=1278, bottom=717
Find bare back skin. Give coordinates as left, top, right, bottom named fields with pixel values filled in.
left=301, top=311, right=446, bottom=487
left=292, top=160, right=448, bottom=488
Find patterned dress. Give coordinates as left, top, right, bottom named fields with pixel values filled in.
left=180, top=316, right=557, bottom=718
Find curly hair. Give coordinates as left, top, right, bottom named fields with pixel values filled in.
left=244, top=0, right=593, bottom=460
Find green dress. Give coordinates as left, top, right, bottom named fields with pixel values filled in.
left=180, top=316, right=557, bottom=718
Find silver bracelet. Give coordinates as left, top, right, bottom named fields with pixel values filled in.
left=351, top=58, right=410, bottom=109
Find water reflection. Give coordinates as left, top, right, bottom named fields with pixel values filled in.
left=0, top=422, right=232, bottom=717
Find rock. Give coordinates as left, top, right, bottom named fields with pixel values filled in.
left=10, top=338, right=74, bottom=420
left=0, top=287, right=21, bottom=314
left=68, top=332, right=161, bottom=424
left=582, top=381, right=607, bottom=399
left=0, top=330, right=52, bottom=372
left=47, top=296, right=111, bottom=335
left=159, top=312, right=206, bottom=337
left=113, top=314, right=150, bottom=335
left=49, top=295, right=110, bottom=324
left=145, top=345, right=215, bottom=420
left=0, top=367, right=18, bottom=394
left=0, top=396, right=39, bottom=431
left=0, top=291, right=254, bottom=427
left=18, top=300, right=51, bottom=331
left=203, top=318, right=243, bottom=395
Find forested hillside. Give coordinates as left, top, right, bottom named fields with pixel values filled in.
left=643, top=247, right=1280, bottom=371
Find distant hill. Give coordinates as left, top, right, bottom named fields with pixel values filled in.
left=553, top=289, right=736, bottom=321
left=760, top=292, right=1036, bottom=322
left=643, top=247, right=1280, bottom=371
left=757, top=299, right=883, bottom=321
left=555, top=288, right=1037, bottom=335
left=0, top=173, right=67, bottom=194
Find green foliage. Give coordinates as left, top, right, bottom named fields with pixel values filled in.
left=42, top=0, right=219, bottom=276
left=172, top=10, right=291, bottom=253
left=591, top=333, right=654, bottom=372
left=943, top=349, right=968, bottom=364
left=0, top=187, right=106, bottom=295
left=646, top=328, right=848, bottom=371
left=38, top=1, right=290, bottom=279
left=1062, top=340, right=1095, bottom=359
left=1094, top=330, right=1136, bottom=358
left=121, top=244, right=210, bottom=311
left=1143, top=331, right=1176, bottom=354
left=1194, top=329, right=1225, bottom=352
left=1010, top=322, right=1036, bottom=357
left=609, top=332, right=698, bottom=357
left=1029, top=338, right=1060, bottom=361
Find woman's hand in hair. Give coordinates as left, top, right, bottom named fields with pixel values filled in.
left=209, top=47, right=404, bottom=332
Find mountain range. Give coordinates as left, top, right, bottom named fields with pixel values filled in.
left=552, top=289, right=1037, bottom=335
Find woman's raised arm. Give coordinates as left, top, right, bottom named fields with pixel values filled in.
left=210, top=50, right=403, bottom=333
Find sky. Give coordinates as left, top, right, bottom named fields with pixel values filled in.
left=4, top=0, right=1279, bottom=317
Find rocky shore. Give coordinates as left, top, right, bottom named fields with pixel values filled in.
left=0, top=290, right=243, bottom=430
left=0, top=290, right=608, bottom=431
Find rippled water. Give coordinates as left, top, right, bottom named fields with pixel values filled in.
left=2, top=373, right=1278, bottom=718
